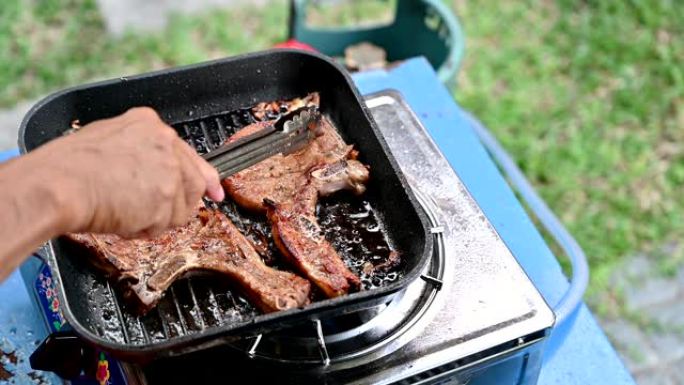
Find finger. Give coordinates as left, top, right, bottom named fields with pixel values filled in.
left=149, top=160, right=178, bottom=234
left=170, top=159, right=191, bottom=227
left=172, top=144, right=204, bottom=225
left=175, top=141, right=208, bottom=205
left=85, top=107, right=161, bottom=131
left=74, top=107, right=163, bottom=144
left=121, top=106, right=161, bottom=124
left=176, top=139, right=225, bottom=202
left=177, top=139, right=224, bottom=202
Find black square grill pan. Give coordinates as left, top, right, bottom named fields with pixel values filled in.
left=19, top=49, right=432, bottom=362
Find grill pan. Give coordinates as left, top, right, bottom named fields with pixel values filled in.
left=19, top=50, right=432, bottom=362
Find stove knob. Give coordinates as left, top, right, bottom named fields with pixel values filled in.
left=30, top=330, right=95, bottom=379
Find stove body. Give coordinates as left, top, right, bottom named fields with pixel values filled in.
left=21, top=90, right=554, bottom=384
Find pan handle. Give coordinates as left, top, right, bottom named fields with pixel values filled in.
left=30, top=330, right=97, bottom=379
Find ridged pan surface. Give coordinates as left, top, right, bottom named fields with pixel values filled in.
left=19, top=50, right=432, bottom=361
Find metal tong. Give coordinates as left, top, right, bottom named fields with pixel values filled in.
left=202, top=107, right=321, bottom=178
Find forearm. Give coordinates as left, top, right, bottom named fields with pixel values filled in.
left=0, top=107, right=223, bottom=281
left=0, top=147, right=76, bottom=281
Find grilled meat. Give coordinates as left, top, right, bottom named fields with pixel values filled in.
left=222, top=115, right=356, bottom=213
left=266, top=161, right=369, bottom=297
left=65, top=205, right=311, bottom=315
left=252, top=93, right=320, bottom=121
left=223, top=109, right=371, bottom=297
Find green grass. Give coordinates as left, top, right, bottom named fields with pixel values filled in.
left=1, top=0, right=683, bottom=305
left=306, top=0, right=396, bottom=28
left=0, top=0, right=288, bottom=107
left=453, top=0, right=684, bottom=300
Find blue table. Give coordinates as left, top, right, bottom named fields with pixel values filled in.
left=0, top=58, right=635, bottom=384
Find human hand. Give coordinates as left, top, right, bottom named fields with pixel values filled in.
left=40, top=107, right=224, bottom=237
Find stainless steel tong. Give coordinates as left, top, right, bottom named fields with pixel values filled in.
left=202, top=107, right=321, bottom=178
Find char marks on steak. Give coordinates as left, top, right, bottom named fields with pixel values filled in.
left=222, top=114, right=356, bottom=213
left=223, top=106, right=371, bottom=298
left=251, top=93, right=320, bottom=121
left=65, top=205, right=311, bottom=315
left=266, top=161, right=369, bottom=297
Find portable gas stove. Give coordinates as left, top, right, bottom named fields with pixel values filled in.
left=20, top=89, right=554, bottom=384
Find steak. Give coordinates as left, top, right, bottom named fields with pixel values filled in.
left=65, top=205, right=311, bottom=315
left=266, top=161, right=369, bottom=297
left=222, top=115, right=356, bottom=213
left=223, top=109, right=370, bottom=298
